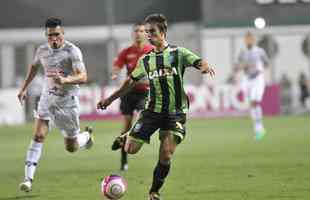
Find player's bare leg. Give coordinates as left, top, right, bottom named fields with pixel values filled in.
left=64, top=126, right=94, bottom=153
left=20, top=118, right=49, bottom=192
left=120, top=115, right=133, bottom=170
left=149, top=131, right=178, bottom=200
left=250, top=101, right=266, bottom=140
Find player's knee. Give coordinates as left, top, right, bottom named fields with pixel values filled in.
left=33, top=134, right=45, bottom=143
left=124, top=138, right=142, bottom=154
left=124, top=142, right=141, bottom=154
left=125, top=145, right=139, bottom=154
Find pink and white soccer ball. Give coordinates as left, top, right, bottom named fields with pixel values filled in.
left=101, top=175, right=127, bottom=199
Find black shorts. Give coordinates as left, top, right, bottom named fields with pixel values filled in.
left=120, top=90, right=147, bottom=115
left=129, top=110, right=186, bottom=144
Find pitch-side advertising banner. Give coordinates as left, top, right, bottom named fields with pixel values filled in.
left=0, top=89, right=25, bottom=125
left=79, top=84, right=280, bottom=120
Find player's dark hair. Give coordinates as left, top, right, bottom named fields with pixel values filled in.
left=45, top=17, right=62, bottom=28
left=144, top=13, right=168, bottom=34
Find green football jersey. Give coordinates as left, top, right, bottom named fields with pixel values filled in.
left=131, top=45, right=201, bottom=114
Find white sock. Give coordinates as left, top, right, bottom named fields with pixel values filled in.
left=25, top=140, right=43, bottom=181
left=250, top=106, right=264, bottom=132
left=77, top=131, right=90, bottom=148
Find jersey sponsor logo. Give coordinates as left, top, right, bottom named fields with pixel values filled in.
left=46, top=68, right=65, bottom=77
left=148, top=67, right=178, bottom=80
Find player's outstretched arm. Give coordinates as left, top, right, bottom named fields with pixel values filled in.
left=198, top=60, right=215, bottom=77
left=17, top=64, right=40, bottom=105
left=97, top=77, right=137, bottom=110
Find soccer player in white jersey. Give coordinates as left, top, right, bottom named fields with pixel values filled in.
left=237, top=32, right=269, bottom=140
left=17, top=17, right=94, bottom=192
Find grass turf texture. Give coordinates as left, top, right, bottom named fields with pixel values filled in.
left=0, top=116, right=309, bottom=200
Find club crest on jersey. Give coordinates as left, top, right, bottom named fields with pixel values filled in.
left=148, top=67, right=178, bottom=80
left=133, top=122, right=142, bottom=132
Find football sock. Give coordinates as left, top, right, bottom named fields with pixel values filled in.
left=77, top=131, right=90, bottom=148
left=25, top=140, right=43, bottom=181
left=150, top=161, right=171, bottom=193
left=250, top=106, right=264, bottom=132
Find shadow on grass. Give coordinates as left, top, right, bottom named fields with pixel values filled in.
left=0, top=195, right=40, bottom=200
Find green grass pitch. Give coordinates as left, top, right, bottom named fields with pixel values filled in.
left=0, top=116, right=309, bottom=200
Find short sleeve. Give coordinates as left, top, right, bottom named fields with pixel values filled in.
left=32, top=47, right=42, bottom=67
left=130, top=57, right=147, bottom=81
left=113, top=48, right=127, bottom=69
left=71, top=46, right=86, bottom=71
left=180, top=47, right=201, bottom=69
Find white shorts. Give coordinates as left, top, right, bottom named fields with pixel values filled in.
left=35, top=92, right=80, bottom=138
left=242, top=73, right=265, bottom=102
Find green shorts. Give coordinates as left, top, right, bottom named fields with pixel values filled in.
left=129, top=110, right=186, bottom=144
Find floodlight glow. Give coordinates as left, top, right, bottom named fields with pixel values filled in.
left=254, top=17, right=266, bottom=29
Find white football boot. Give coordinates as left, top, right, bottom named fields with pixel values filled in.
left=19, top=179, right=32, bottom=192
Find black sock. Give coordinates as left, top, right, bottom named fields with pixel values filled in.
left=121, top=147, right=128, bottom=167
left=150, top=161, right=171, bottom=193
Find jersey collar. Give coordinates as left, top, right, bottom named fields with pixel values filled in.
left=153, top=43, right=170, bottom=54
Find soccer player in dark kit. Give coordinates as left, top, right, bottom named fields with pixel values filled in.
left=97, top=14, right=215, bottom=200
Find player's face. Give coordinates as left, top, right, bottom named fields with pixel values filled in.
left=245, top=34, right=255, bottom=48
left=46, top=26, right=65, bottom=49
left=132, top=25, right=147, bottom=43
left=145, top=23, right=165, bottom=46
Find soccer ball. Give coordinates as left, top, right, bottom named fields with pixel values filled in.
left=101, top=175, right=127, bottom=199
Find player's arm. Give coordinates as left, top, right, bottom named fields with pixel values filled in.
left=54, top=67, right=87, bottom=85
left=196, top=60, right=215, bottom=77
left=97, top=77, right=137, bottom=109
left=111, top=49, right=127, bottom=80
left=18, top=47, right=42, bottom=104
left=181, top=47, right=215, bottom=77
left=17, top=64, right=40, bottom=104
left=111, top=66, right=122, bottom=80
left=53, top=46, right=87, bottom=85
left=235, top=50, right=247, bottom=71
left=97, top=57, right=146, bottom=109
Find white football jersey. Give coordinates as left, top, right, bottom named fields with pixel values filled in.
left=32, top=40, right=85, bottom=96
left=238, top=46, right=269, bottom=77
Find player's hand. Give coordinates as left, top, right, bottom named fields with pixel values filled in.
left=17, top=89, right=27, bottom=105
left=97, top=98, right=113, bottom=110
left=203, top=66, right=215, bottom=77
left=200, top=61, right=215, bottom=77
left=111, top=74, right=118, bottom=80
left=53, top=74, right=68, bottom=85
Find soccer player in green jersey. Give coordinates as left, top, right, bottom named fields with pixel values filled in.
left=97, top=13, right=215, bottom=200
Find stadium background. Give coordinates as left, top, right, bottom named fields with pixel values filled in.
left=1, top=0, right=310, bottom=123
left=0, top=1, right=309, bottom=200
